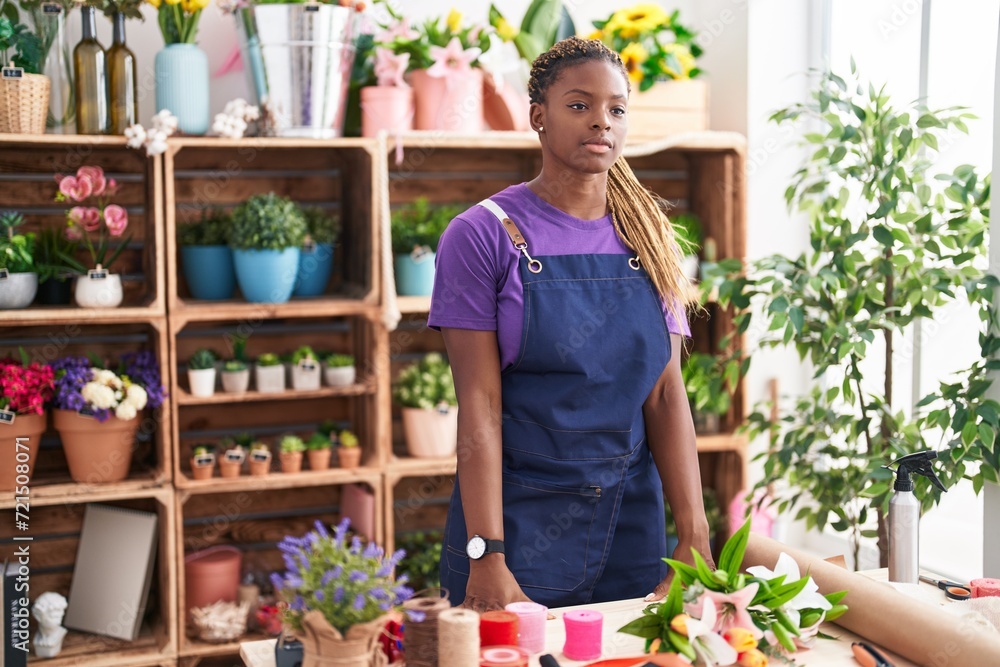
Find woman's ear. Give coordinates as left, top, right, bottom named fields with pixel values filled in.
left=529, top=102, right=545, bottom=133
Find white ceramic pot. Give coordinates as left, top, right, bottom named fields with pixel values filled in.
left=401, top=406, right=458, bottom=458
left=324, top=365, right=356, bottom=387
left=291, top=362, right=321, bottom=391
left=187, top=368, right=217, bottom=398
left=255, top=364, right=285, bottom=393
left=221, top=369, right=250, bottom=394
left=681, top=255, right=699, bottom=281
left=0, top=272, right=38, bottom=309
left=74, top=272, right=123, bottom=308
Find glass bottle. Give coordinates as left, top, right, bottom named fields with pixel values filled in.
left=74, top=5, right=109, bottom=135
left=31, top=2, right=75, bottom=132
left=107, top=11, right=138, bottom=134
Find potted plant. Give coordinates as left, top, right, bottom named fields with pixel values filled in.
left=0, top=352, right=55, bottom=491
left=323, top=353, right=356, bottom=388
left=248, top=441, right=272, bottom=476
left=50, top=351, right=165, bottom=484
left=672, top=212, right=702, bottom=281
left=590, top=5, right=706, bottom=143
left=0, top=212, right=38, bottom=309
left=305, top=432, right=332, bottom=471
left=190, top=443, right=216, bottom=481
left=355, top=4, right=416, bottom=137
left=219, top=440, right=246, bottom=478
left=0, top=14, right=48, bottom=134
left=228, top=193, right=307, bottom=304
left=395, top=530, right=443, bottom=592
left=681, top=351, right=736, bottom=435
left=390, top=197, right=460, bottom=296
left=702, top=68, right=1000, bottom=568
left=255, top=352, right=285, bottom=394
left=179, top=209, right=236, bottom=300
left=270, top=518, right=414, bottom=666
left=289, top=345, right=321, bottom=391
left=33, top=227, right=77, bottom=306
left=279, top=434, right=305, bottom=473
left=221, top=331, right=251, bottom=394
left=187, top=348, right=217, bottom=398
left=53, top=165, right=131, bottom=308
left=337, top=430, right=361, bottom=469
left=393, top=352, right=458, bottom=458
left=293, top=207, right=340, bottom=297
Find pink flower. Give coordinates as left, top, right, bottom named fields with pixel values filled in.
left=685, top=597, right=740, bottom=667
left=65, top=225, right=83, bottom=241
left=103, top=205, right=128, bottom=237
left=373, top=47, right=410, bottom=87
left=106, top=178, right=119, bottom=195
left=377, top=17, right=419, bottom=43
left=427, top=37, right=481, bottom=78
left=70, top=206, right=102, bottom=232
left=687, top=582, right=762, bottom=640
left=77, top=166, right=107, bottom=197
left=59, top=175, right=93, bottom=202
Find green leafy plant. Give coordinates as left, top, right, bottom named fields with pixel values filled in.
left=222, top=432, right=253, bottom=451
left=392, top=352, right=457, bottom=410
left=301, top=207, right=340, bottom=245
left=682, top=352, right=739, bottom=418
left=0, top=211, right=35, bottom=273
left=290, top=345, right=318, bottom=365
left=395, top=530, right=443, bottom=591
left=0, top=10, right=43, bottom=74
left=702, top=65, right=999, bottom=567
left=280, top=434, right=306, bottom=454
left=188, top=348, right=216, bottom=370
left=317, top=419, right=339, bottom=439
left=390, top=197, right=461, bottom=255
left=192, top=443, right=215, bottom=456
left=488, top=0, right=576, bottom=64
left=229, top=193, right=307, bottom=251
left=619, top=520, right=847, bottom=661
left=222, top=359, right=247, bottom=372
left=324, top=353, right=354, bottom=368
left=339, top=430, right=359, bottom=448
left=32, top=227, right=77, bottom=283
left=306, top=432, right=331, bottom=451
left=179, top=209, right=231, bottom=246
left=672, top=213, right=702, bottom=256
left=257, top=353, right=282, bottom=367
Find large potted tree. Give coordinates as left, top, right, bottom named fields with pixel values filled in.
left=228, top=193, right=307, bottom=304
left=703, top=67, right=1000, bottom=567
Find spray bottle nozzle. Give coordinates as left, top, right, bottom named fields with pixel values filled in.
left=883, top=451, right=947, bottom=493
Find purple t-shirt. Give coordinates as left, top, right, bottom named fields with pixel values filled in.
left=427, top=183, right=690, bottom=369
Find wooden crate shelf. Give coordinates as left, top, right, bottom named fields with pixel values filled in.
left=167, top=299, right=381, bottom=327
left=175, top=382, right=375, bottom=406
left=175, top=467, right=382, bottom=493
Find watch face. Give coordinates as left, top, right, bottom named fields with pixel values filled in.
left=467, top=536, right=486, bottom=559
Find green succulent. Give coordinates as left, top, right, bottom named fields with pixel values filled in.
left=279, top=435, right=306, bottom=454
left=305, top=432, right=331, bottom=451
left=390, top=197, right=462, bottom=255
left=229, top=193, right=307, bottom=251
left=302, top=207, right=341, bottom=245
left=324, top=353, right=354, bottom=367
left=188, top=348, right=217, bottom=370
left=339, top=430, right=359, bottom=447
left=392, top=352, right=457, bottom=410
left=257, top=353, right=282, bottom=367
left=223, top=359, right=248, bottom=372
left=192, top=443, right=216, bottom=456
left=290, top=345, right=318, bottom=365
left=179, top=209, right=231, bottom=246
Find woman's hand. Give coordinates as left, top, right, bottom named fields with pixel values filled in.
left=461, top=556, right=532, bottom=612
left=646, top=534, right=716, bottom=602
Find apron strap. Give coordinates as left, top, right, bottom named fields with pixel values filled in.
left=479, top=198, right=543, bottom=274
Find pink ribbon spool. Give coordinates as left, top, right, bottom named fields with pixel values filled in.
left=562, top=609, right=603, bottom=661
left=505, top=601, right=547, bottom=653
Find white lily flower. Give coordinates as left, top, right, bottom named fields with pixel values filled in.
left=748, top=552, right=832, bottom=611
left=686, top=597, right=739, bottom=667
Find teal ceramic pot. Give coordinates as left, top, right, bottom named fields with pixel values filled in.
left=181, top=246, right=236, bottom=300
left=293, top=243, right=334, bottom=297
left=155, top=43, right=209, bottom=135
left=394, top=252, right=435, bottom=296
left=232, top=248, right=301, bottom=303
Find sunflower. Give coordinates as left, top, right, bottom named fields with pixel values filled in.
left=621, top=42, right=648, bottom=85
left=606, top=3, right=669, bottom=39
left=661, top=42, right=697, bottom=80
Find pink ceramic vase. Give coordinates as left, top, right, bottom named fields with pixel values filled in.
left=360, top=85, right=414, bottom=137
left=410, top=68, right=483, bottom=133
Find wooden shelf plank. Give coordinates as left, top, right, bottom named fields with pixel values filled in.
left=175, top=467, right=382, bottom=493
left=0, top=134, right=129, bottom=147
left=0, top=476, right=169, bottom=510
left=181, top=631, right=271, bottom=659
left=170, top=297, right=380, bottom=323
left=26, top=621, right=169, bottom=667
left=386, top=455, right=457, bottom=480
left=695, top=432, right=749, bottom=453
left=396, top=295, right=431, bottom=314
left=176, top=382, right=374, bottom=406
left=0, top=305, right=164, bottom=324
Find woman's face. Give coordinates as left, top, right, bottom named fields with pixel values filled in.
left=532, top=59, right=629, bottom=175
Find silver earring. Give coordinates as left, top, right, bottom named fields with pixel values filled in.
left=537, top=126, right=544, bottom=132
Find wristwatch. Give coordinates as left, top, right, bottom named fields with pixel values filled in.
left=466, top=534, right=505, bottom=560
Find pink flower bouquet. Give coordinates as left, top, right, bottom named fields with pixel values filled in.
left=54, top=165, right=131, bottom=274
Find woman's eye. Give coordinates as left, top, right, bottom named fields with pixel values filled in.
left=611, top=107, right=626, bottom=116
left=568, top=103, right=587, bottom=110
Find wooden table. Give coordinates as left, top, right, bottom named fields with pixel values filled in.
left=241, top=570, right=949, bottom=667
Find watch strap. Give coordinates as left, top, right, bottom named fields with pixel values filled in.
left=483, top=538, right=505, bottom=555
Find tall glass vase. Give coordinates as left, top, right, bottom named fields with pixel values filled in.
left=31, top=2, right=75, bottom=133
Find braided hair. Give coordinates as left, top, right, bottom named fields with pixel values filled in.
left=529, top=37, right=688, bottom=328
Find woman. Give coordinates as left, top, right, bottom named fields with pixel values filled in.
left=428, top=37, right=713, bottom=611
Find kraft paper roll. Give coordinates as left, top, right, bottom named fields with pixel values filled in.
left=744, top=533, right=1000, bottom=667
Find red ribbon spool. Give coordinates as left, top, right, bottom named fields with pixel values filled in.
left=479, top=610, right=519, bottom=647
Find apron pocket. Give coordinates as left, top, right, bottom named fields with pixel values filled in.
left=502, top=474, right=603, bottom=592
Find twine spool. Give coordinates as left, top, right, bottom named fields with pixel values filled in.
left=562, top=609, right=603, bottom=661
left=504, top=601, right=546, bottom=653
left=480, top=610, right=519, bottom=647
left=438, top=608, right=480, bottom=667
left=479, top=646, right=529, bottom=667
left=402, top=590, right=451, bottom=667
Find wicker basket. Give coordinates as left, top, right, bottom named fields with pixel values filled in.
left=0, top=71, right=51, bottom=134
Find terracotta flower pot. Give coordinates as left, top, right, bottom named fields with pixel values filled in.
left=280, top=451, right=303, bottom=474
left=401, top=406, right=458, bottom=458
left=184, top=545, right=242, bottom=620
left=410, top=67, right=483, bottom=133
left=54, top=409, right=140, bottom=483
left=307, top=448, right=331, bottom=471
left=219, top=458, right=242, bottom=478
left=360, top=85, right=413, bottom=137
left=0, top=411, right=46, bottom=492
left=249, top=452, right=271, bottom=476
left=338, top=446, right=361, bottom=470
left=190, top=455, right=215, bottom=481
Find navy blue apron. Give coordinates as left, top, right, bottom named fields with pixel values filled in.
left=441, top=199, right=671, bottom=608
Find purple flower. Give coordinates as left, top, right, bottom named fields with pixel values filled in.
left=350, top=536, right=362, bottom=554
left=376, top=561, right=394, bottom=578
left=363, top=541, right=381, bottom=559
left=333, top=517, right=350, bottom=548
left=315, top=590, right=325, bottom=602
left=270, top=572, right=285, bottom=591
left=348, top=570, right=368, bottom=584
left=353, top=594, right=366, bottom=611
left=394, top=584, right=414, bottom=604
left=120, top=350, right=166, bottom=409
left=285, top=574, right=303, bottom=588
left=291, top=595, right=305, bottom=611
left=298, top=553, right=310, bottom=570
left=370, top=588, right=389, bottom=601
left=321, top=566, right=343, bottom=587
left=379, top=601, right=393, bottom=612
left=390, top=549, right=406, bottom=566
left=406, top=608, right=426, bottom=623
left=334, top=586, right=345, bottom=603
left=282, top=554, right=298, bottom=572
left=313, top=520, right=329, bottom=538
left=52, top=357, right=106, bottom=419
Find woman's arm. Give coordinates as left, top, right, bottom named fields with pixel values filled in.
left=441, top=327, right=531, bottom=610
left=644, top=333, right=714, bottom=600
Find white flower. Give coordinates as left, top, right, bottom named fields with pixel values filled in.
left=223, top=98, right=247, bottom=117
left=242, top=105, right=260, bottom=122
left=126, top=384, right=148, bottom=410
left=748, top=552, right=832, bottom=612
left=151, top=110, right=179, bottom=135
left=146, top=130, right=169, bottom=156
left=686, top=597, right=739, bottom=667
left=124, top=124, right=146, bottom=149
left=82, top=382, right=117, bottom=410
left=115, top=402, right=137, bottom=421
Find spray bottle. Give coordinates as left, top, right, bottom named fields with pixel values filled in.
left=884, top=451, right=946, bottom=584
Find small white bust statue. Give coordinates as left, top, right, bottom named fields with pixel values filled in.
left=32, top=592, right=68, bottom=658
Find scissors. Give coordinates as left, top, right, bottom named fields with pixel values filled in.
left=919, top=575, right=972, bottom=600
